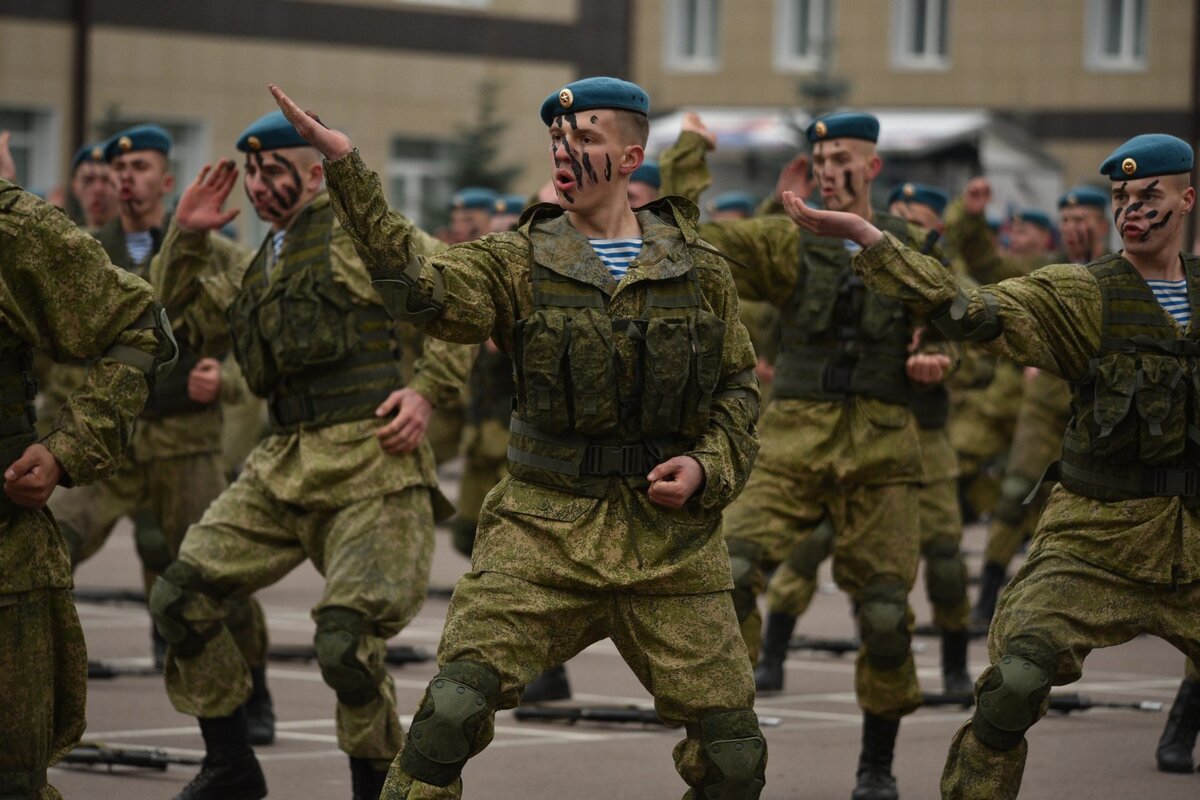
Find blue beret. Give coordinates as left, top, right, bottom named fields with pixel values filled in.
left=71, top=142, right=108, bottom=172
left=237, top=111, right=308, bottom=153
left=540, top=77, right=649, bottom=127
left=708, top=191, right=758, bottom=215
left=886, top=182, right=949, bottom=216
left=806, top=111, right=879, bottom=144
left=630, top=160, right=661, bottom=189
left=1099, top=134, right=1194, bottom=180
left=1012, top=208, right=1054, bottom=231
left=450, top=187, right=498, bottom=213
left=494, top=193, right=527, bottom=215
left=986, top=215, right=1003, bottom=233
left=1058, top=185, right=1110, bottom=210
left=103, top=124, right=172, bottom=162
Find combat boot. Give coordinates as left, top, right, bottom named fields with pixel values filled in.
left=174, top=708, right=266, bottom=800
left=940, top=629, right=972, bottom=696
left=970, top=561, right=1007, bottom=626
left=245, top=667, right=276, bottom=746
left=753, top=611, right=797, bottom=693
left=152, top=624, right=168, bottom=672
left=349, top=756, right=388, bottom=800
left=852, top=712, right=899, bottom=800
left=520, top=664, right=572, bottom=703
left=1156, top=678, right=1200, bottom=773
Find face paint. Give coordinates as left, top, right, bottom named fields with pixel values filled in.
left=1113, top=182, right=1128, bottom=225
left=843, top=169, right=856, bottom=199
left=590, top=115, right=598, bottom=124
left=564, top=112, right=578, bottom=130
left=604, top=154, right=612, bottom=181
left=1140, top=210, right=1173, bottom=241
left=581, top=152, right=599, bottom=185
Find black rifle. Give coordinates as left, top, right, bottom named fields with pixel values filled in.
left=921, top=691, right=1163, bottom=714
left=513, top=706, right=784, bottom=727
left=73, top=587, right=147, bottom=606
left=87, top=660, right=161, bottom=679
left=63, top=742, right=203, bottom=771
left=268, top=643, right=430, bottom=665
left=788, top=636, right=861, bottom=656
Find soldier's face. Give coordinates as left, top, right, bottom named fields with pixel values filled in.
left=627, top=180, right=658, bottom=209
left=547, top=109, right=641, bottom=211
left=709, top=208, right=750, bottom=222
left=71, top=162, right=117, bottom=227
left=448, top=208, right=491, bottom=243
left=111, top=151, right=173, bottom=218
left=1111, top=174, right=1195, bottom=256
left=1059, top=206, right=1106, bottom=261
left=811, top=139, right=881, bottom=213
left=243, top=146, right=323, bottom=227
left=889, top=200, right=942, bottom=233
left=1007, top=220, right=1051, bottom=258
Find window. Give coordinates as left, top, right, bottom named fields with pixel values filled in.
left=0, top=107, right=58, bottom=192
left=387, top=137, right=458, bottom=231
left=664, top=0, right=721, bottom=72
left=774, top=0, right=832, bottom=72
left=1086, top=0, right=1147, bottom=71
left=891, top=0, right=950, bottom=70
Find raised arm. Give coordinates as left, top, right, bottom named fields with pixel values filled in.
left=659, top=114, right=715, bottom=203
left=696, top=215, right=801, bottom=305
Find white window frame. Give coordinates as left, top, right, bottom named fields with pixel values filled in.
left=664, top=0, right=721, bottom=73
left=1085, top=0, right=1147, bottom=72
left=0, top=105, right=59, bottom=192
left=773, top=0, right=832, bottom=73
left=890, top=0, right=950, bottom=71
left=386, top=138, right=456, bottom=232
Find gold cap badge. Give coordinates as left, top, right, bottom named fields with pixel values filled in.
left=1122, top=157, right=1137, bottom=176
left=903, top=183, right=915, bottom=197
left=117, top=136, right=133, bottom=152
left=247, top=135, right=262, bottom=152
left=559, top=88, right=574, bottom=109
left=90, top=146, right=104, bottom=161
left=495, top=199, right=506, bottom=212
left=1066, top=193, right=1078, bottom=205
left=814, top=121, right=828, bottom=138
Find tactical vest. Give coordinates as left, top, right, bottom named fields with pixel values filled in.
left=466, top=346, right=516, bottom=426
left=911, top=385, right=950, bottom=430
left=507, top=235, right=730, bottom=497
left=773, top=212, right=913, bottom=404
left=1058, top=253, right=1200, bottom=502
left=0, top=347, right=37, bottom=492
left=227, top=199, right=404, bottom=434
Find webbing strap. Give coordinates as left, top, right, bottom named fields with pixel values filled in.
left=1059, top=460, right=1200, bottom=497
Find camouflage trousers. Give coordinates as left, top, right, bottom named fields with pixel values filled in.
left=425, top=404, right=466, bottom=466
left=165, top=475, right=435, bottom=760
left=49, top=451, right=268, bottom=669
left=449, top=420, right=508, bottom=558
left=941, top=547, right=1200, bottom=799
left=0, top=588, right=86, bottom=800
left=725, top=466, right=923, bottom=719
left=381, top=571, right=760, bottom=799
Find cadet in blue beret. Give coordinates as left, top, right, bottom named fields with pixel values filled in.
left=233, top=110, right=326, bottom=228
left=1058, top=186, right=1112, bottom=264
left=628, top=159, right=660, bottom=208
left=97, top=124, right=175, bottom=271
left=1100, top=133, right=1194, bottom=181
left=102, top=123, right=172, bottom=163
left=448, top=186, right=497, bottom=243
left=1104, top=133, right=1195, bottom=252
left=489, top=193, right=527, bottom=233
left=1005, top=208, right=1056, bottom=262
left=237, top=110, right=309, bottom=154
left=69, top=141, right=117, bottom=230
left=886, top=182, right=949, bottom=233
left=707, top=190, right=758, bottom=221
left=539, top=76, right=649, bottom=127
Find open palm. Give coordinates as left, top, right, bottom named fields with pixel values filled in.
left=268, top=84, right=354, bottom=162
left=176, top=160, right=241, bottom=232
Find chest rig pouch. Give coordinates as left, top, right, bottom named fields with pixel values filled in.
left=774, top=212, right=913, bottom=404
left=1058, top=254, right=1200, bottom=502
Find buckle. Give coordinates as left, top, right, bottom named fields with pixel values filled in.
left=581, top=443, right=647, bottom=476
left=822, top=363, right=854, bottom=394
left=1145, top=468, right=1200, bottom=497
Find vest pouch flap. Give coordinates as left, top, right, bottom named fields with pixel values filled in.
left=228, top=296, right=279, bottom=397
left=680, top=311, right=726, bottom=441
left=1135, top=356, right=1186, bottom=464
left=1088, top=354, right=1139, bottom=459
left=265, top=269, right=351, bottom=374
left=516, top=310, right=572, bottom=435
left=858, top=292, right=908, bottom=341
left=788, top=252, right=840, bottom=339
left=566, top=308, right=620, bottom=438
left=641, top=317, right=691, bottom=438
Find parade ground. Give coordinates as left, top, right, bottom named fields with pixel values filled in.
left=57, top=462, right=1198, bottom=800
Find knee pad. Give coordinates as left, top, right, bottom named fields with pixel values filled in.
left=992, top=475, right=1036, bottom=526
left=726, top=539, right=763, bottom=624
left=924, top=537, right=968, bottom=607
left=149, top=561, right=218, bottom=659
left=972, top=654, right=1050, bottom=751
left=133, top=509, right=172, bottom=574
left=784, top=517, right=836, bottom=580
left=857, top=579, right=911, bottom=670
left=695, top=709, right=766, bottom=799
left=401, top=660, right=501, bottom=787
left=314, top=607, right=383, bottom=708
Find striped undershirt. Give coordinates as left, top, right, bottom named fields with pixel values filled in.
left=588, top=237, right=643, bottom=280
left=125, top=230, right=154, bottom=265
left=1147, top=278, right=1192, bottom=327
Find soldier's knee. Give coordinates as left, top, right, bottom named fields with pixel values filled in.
left=971, top=654, right=1050, bottom=751
left=400, top=660, right=501, bottom=787
left=149, top=561, right=219, bottom=659
left=992, top=475, right=1036, bottom=526
left=133, top=509, right=172, bottom=573
left=785, top=517, right=835, bottom=579
left=857, top=578, right=910, bottom=670
left=924, top=537, right=967, bottom=607
left=726, top=539, right=763, bottom=624
left=314, top=607, right=384, bottom=708
left=694, top=709, right=767, bottom=799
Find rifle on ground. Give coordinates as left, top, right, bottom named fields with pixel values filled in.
left=513, top=706, right=783, bottom=727
left=63, top=742, right=202, bottom=771
left=73, top=587, right=147, bottom=606
left=87, top=660, right=160, bottom=679
left=788, top=636, right=862, bottom=656
left=268, top=643, right=431, bottom=665
left=921, top=691, right=1163, bottom=714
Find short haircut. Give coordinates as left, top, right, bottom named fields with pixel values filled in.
left=615, top=110, right=650, bottom=148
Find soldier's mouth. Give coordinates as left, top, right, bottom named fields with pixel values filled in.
left=554, top=169, right=576, bottom=192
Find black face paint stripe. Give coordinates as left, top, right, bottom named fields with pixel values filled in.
left=562, top=139, right=584, bottom=188
left=562, top=191, right=575, bottom=204
left=581, top=152, right=599, bottom=185
left=604, top=154, right=612, bottom=181
left=590, top=115, right=598, bottom=124
left=271, top=153, right=302, bottom=207
left=252, top=152, right=284, bottom=218
left=1140, top=210, right=1173, bottom=241
left=843, top=169, right=856, bottom=198
left=564, top=113, right=577, bottom=130
left=553, top=115, right=564, bottom=129
left=1146, top=210, right=1159, bottom=219
left=1146, top=179, right=1160, bottom=191
left=1113, top=206, right=1124, bottom=225
left=1125, top=201, right=1145, bottom=216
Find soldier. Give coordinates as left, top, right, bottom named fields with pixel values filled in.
left=147, top=110, right=468, bottom=800
left=785, top=132, right=1200, bottom=799
left=446, top=187, right=498, bottom=244
left=627, top=158, right=661, bottom=207
left=707, top=191, right=758, bottom=221
left=68, top=142, right=118, bottom=230
left=489, top=193, right=527, bottom=233
left=272, top=75, right=767, bottom=799
left=0, top=179, right=177, bottom=800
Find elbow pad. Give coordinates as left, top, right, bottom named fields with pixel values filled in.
left=931, top=289, right=1002, bottom=343
left=370, top=255, right=445, bottom=325
left=102, top=303, right=179, bottom=384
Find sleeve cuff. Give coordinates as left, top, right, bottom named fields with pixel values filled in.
left=41, top=430, right=90, bottom=488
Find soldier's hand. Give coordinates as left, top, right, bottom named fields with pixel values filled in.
left=269, top=84, right=354, bottom=162
left=375, top=388, right=433, bottom=454
left=963, top=177, right=992, bottom=216
left=776, top=153, right=814, bottom=202
left=1024, top=366, right=1041, bottom=382
left=754, top=357, right=775, bottom=384
left=187, top=358, right=222, bottom=404
left=906, top=353, right=952, bottom=385
left=647, top=456, right=705, bottom=509
left=782, top=191, right=883, bottom=248
left=176, top=161, right=241, bottom=232
left=681, top=112, right=716, bottom=151
left=4, top=444, right=64, bottom=508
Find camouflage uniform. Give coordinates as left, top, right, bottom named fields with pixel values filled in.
left=149, top=191, right=469, bottom=766
left=399, top=325, right=467, bottom=464
left=323, top=150, right=765, bottom=799
left=853, top=233, right=1200, bottom=799
left=0, top=181, right=169, bottom=799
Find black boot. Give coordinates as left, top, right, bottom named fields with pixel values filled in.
left=174, top=708, right=267, bottom=800
left=1156, top=678, right=1200, bottom=773
left=940, top=629, right=972, bottom=696
left=852, top=712, right=899, bottom=800
left=245, top=667, right=276, bottom=746
left=152, top=624, right=168, bottom=672
left=520, top=664, right=572, bottom=703
left=753, top=611, right=797, bottom=693
left=970, top=561, right=1007, bottom=626
left=349, top=757, right=387, bottom=800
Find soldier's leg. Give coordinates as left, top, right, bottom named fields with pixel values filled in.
left=918, top=478, right=971, bottom=693
left=48, top=458, right=142, bottom=568
left=975, top=474, right=1040, bottom=624
left=449, top=422, right=507, bottom=559
left=383, top=572, right=610, bottom=799
left=941, top=548, right=1155, bottom=800
left=1153, top=588, right=1200, bottom=773
left=610, top=591, right=764, bottom=800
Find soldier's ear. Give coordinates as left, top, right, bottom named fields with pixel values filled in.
left=619, top=145, right=644, bottom=178
left=867, top=153, right=883, bottom=181
left=309, top=161, right=325, bottom=191
left=162, top=172, right=175, bottom=194
left=1181, top=186, right=1196, bottom=215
